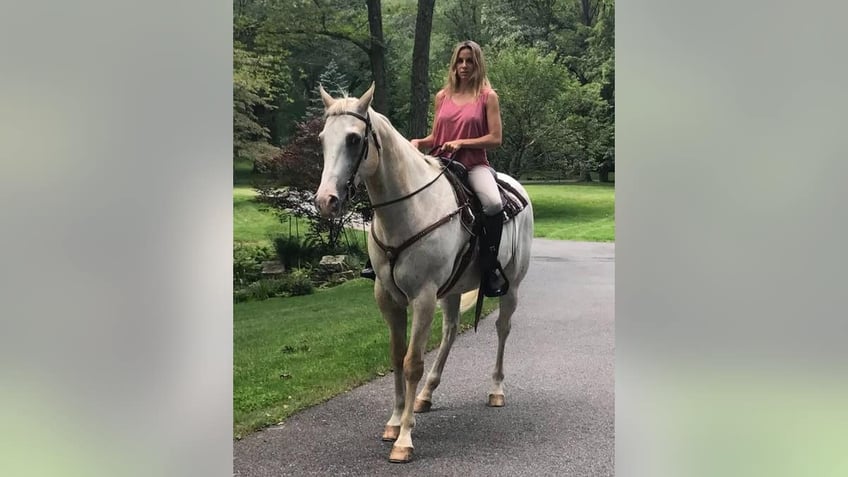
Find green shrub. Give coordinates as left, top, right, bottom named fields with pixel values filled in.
left=234, top=243, right=275, bottom=285
left=283, top=268, right=314, bottom=296
left=273, top=233, right=366, bottom=269
left=259, top=279, right=283, bottom=298
left=233, top=270, right=315, bottom=302
left=246, top=279, right=287, bottom=301
left=273, top=235, right=318, bottom=269
left=233, top=287, right=253, bottom=303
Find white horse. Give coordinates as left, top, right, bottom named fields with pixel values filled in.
left=314, top=83, right=533, bottom=463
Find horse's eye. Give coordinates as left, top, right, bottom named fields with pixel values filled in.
left=346, top=133, right=362, bottom=146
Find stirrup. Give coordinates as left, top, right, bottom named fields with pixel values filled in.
left=482, top=266, right=509, bottom=297
left=360, top=267, right=376, bottom=280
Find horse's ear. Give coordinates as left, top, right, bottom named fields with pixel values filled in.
left=355, top=82, right=376, bottom=113
left=319, top=84, right=335, bottom=109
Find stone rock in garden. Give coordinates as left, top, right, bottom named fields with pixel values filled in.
left=328, top=270, right=356, bottom=284
left=318, top=255, right=350, bottom=273
left=261, top=261, right=286, bottom=277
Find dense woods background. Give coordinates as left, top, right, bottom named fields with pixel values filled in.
left=234, top=0, right=614, bottom=182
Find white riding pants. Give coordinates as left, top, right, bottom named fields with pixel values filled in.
left=468, top=166, right=503, bottom=216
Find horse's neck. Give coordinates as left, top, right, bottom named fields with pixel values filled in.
left=366, top=119, right=439, bottom=208
left=365, top=116, right=451, bottom=234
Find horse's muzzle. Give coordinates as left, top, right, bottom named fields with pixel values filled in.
left=315, top=191, right=341, bottom=218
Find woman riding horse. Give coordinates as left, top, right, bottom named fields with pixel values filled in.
left=315, top=79, right=533, bottom=463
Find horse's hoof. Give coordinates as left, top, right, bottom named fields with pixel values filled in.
left=381, top=425, right=400, bottom=441
left=389, top=445, right=414, bottom=463
left=487, top=394, right=505, bottom=407
left=413, top=398, right=432, bottom=413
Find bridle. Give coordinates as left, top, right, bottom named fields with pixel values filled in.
left=326, top=110, right=382, bottom=202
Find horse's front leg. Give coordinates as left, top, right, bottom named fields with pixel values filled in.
left=390, top=287, right=437, bottom=463
left=414, top=292, right=462, bottom=413
left=375, top=282, right=407, bottom=442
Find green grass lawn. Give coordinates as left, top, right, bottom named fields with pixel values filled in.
left=232, top=177, right=614, bottom=437
left=526, top=183, right=615, bottom=242
left=234, top=182, right=367, bottom=249
left=234, top=157, right=254, bottom=186
left=233, top=186, right=292, bottom=244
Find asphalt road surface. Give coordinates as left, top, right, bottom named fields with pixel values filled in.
left=234, top=239, right=614, bottom=476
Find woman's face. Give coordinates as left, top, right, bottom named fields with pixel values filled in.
left=455, top=47, right=475, bottom=82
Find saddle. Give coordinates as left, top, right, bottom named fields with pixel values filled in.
left=435, top=156, right=528, bottom=298
left=438, top=157, right=528, bottom=224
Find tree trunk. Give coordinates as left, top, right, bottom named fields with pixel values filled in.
left=598, top=156, right=613, bottom=182
left=366, top=0, right=389, bottom=114
left=580, top=0, right=598, bottom=26
left=579, top=165, right=594, bottom=182
left=409, top=0, right=436, bottom=139
left=510, top=148, right=525, bottom=178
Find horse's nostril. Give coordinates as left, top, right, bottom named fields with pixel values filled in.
left=315, top=191, right=341, bottom=217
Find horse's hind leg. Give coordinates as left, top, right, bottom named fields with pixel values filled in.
left=414, top=293, right=462, bottom=413
left=488, top=288, right=517, bottom=407
left=375, top=283, right=407, bottom=442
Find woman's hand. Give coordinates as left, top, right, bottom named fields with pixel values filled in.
left=410, top=139, right=422, bottom=150
left=442, top=140, right=463, bottom=153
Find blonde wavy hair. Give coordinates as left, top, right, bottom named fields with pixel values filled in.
left=442, top=40, right=492, bottom=98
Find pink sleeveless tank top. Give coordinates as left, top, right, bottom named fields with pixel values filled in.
left=432, top=88, right=491, bottom=169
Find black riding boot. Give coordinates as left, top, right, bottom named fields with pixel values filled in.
left=360, top=258, right=376, bottom=280
left=479, top=212, right=509, bottom=297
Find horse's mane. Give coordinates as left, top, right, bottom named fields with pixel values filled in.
left=371, top=109, right=443, bottom=169
left=323, top=97, right=355, bottom=117
left=326, top=99, right=441, bottom=170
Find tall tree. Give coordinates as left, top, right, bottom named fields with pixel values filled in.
left=442, top=0, right=485, bottom=43
left=578, top=0, right=603, bottom=26
left=487, top=45, right=570, bottom=177
left=409, top=0, right=436, bottom=139
left=265, top=0, right=389, bottom=114
left=366, top=0, right=389, bottom=114
left=233, top=0, right=291, bottom=163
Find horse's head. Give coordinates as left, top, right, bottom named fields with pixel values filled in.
left=314, top=82, right=378, bottom=218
